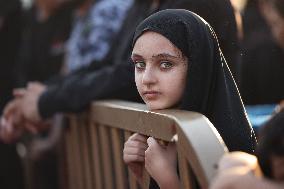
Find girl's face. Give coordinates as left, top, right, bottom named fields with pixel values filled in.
left=132, top=31, right=188, bottom=110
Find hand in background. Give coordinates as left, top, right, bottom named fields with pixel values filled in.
left=0, top=82, right=49, bottom=143
left=123, top=133, right=148, bottom=180
left=0, top=99, right=25, bottom=143
left=19, top=82, right=46, bottom=124
left=217, top=151, right=260, bottom=173
left=3, top=82, right=46, bottom=125
left=0, top=99, right=51, bottom=143
left=0, top=116, right=24, bottom=143
left=210, top=152, right=284, bottom=189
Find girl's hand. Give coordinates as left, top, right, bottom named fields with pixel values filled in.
left=145, top=137, right=180, bottom=189
left=123, top=133, right=148, bottom=179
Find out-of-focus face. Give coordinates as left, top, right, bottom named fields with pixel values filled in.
left=132, top=31, right=188, bottom=110
left=36, top=0, right=60, bottom=10
left=271, top=155, right=284, bottom=181
left=261, top=2, right=284, bottom=50
left=35, top=0, right=64, bottom=17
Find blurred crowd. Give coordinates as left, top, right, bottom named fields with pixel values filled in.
left=0, top=0, right=283, bottom=188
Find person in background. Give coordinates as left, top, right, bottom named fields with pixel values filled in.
left=0, top=0, right=134, bottom=143
left=63, top=0, right=133, bottom=74
left=9, top=1, right=75, bottom=189
left=259, top=0, right=284, bottom=51
left=14, top=0, right=74, bottom=88
left=0, top=0, right=22, bottom=112
left=0, top=1, right=24, bottom=189
left=240, top=0, right=284, bottom=105
left=256, top=109, right=284, bottom=181
left=3, top=1, right=134, bottom=188
left=210, top=108, right=284, bottom=189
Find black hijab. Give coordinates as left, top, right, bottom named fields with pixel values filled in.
left=133, top=9, right=256, bottom=153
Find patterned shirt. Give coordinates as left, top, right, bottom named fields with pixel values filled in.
left=65, top=0, right=133, bottom=73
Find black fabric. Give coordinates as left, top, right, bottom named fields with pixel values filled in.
left=239, top=0, right=284, bottom=105
left=38, top=0, right=240, bottom=118
left=240, top=37, right=284, bottom=105
left=0, top=0, right=20, bottom=16
left=0, top=2, right=25, bottom=189
left=133, top=9, right=256, bottom=153
left=13, top=2, right=73, bottom=87
left=0, top=0, right=22, bottom=112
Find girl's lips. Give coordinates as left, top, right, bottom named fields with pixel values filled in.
left=143, top=91, right=160, bottom=100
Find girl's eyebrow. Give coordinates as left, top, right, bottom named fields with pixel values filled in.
left=152, top=53, right=180, bottom=59
left=131, top=53, right=143, bottom=59
left=131, top=53, right=181, bottom=59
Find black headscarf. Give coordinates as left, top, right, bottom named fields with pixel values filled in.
left=133, top=9, right=256, bottom=153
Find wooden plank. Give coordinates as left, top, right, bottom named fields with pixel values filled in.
left=176, top=116, right=227, bottom=188
left=110, top=128, right=127, bottom=189
left=90, top=123, right=103, bottom=189
left=99, top=125, right=114, bottom=189
left=68, top=118, right=79, bottom=189
left=64, top=126, right=74, bottom=189
left=91, top=101, right=175, bottom=141
left=54, top=116, right=68, bottom=189
left=177, top=149, right=192, bottom=189
left=79, top=117, right=93, bottom=189
left=70, top=117, right=84, bottom=189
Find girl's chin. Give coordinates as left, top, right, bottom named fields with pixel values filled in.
left=145, top=101, right=180, bottom=111
left=146, top=103, right=169, bottom=111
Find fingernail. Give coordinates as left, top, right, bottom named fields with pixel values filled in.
left=147, top=137, right=154, bottom=144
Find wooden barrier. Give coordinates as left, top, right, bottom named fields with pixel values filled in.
left=62, top=100, right=228, bottom=189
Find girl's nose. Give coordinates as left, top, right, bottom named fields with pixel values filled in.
left=142, top=67, right=157, bottom=85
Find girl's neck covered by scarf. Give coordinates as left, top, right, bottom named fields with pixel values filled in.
left=133, top=9, right=256, bottom=153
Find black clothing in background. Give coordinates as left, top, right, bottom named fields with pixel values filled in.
left=14, top=2, right=74, bottom=88
left=0, top=2, right=24, bottom=189
left=241, top=37, right=284, bottom=105
left=12, top=3, right=74, bottom=189
left=240, top=0, right=284, bottom=105
left=38, top=0, right=241, bottom=120
left=0, top=143, right=24, bottom=189
left=0, top=0, right=22, bottom=112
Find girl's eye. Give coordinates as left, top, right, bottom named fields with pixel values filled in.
left=160, top=61, right=173, bottom=69
left=134, top=61, right=146, bottom=69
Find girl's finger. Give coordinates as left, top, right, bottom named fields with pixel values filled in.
left=123, top=146, right=146, bottom=157
left=123, top=154, right=145, bottom=163
left=13, top=88, right=27, bottom=98
left=147, top=137, right=159, bottom=146
left=125, top=140, right=148, bottom=150
left=129, top=133, right=147, bottom=143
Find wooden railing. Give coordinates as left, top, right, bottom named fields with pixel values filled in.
left=61, top=100, right=228, bottom=189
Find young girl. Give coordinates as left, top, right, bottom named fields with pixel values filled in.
left=123, top=9, right=257, bottom=188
